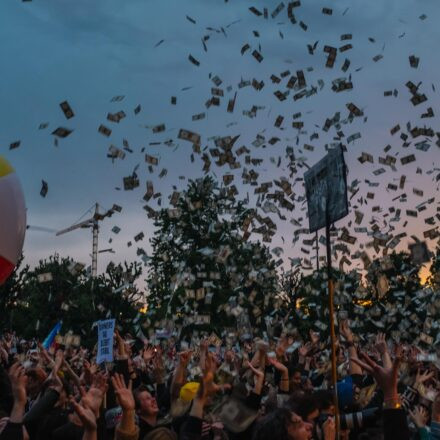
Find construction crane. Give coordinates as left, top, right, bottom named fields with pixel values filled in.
left=56, top=203, right=120, bottom=277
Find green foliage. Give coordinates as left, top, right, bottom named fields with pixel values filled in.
left=2, top=229, right=438, bottom=346
left=428, top=245, right=440, bottom=291
left=0, top=256, right=29, bottom=331
left=289, top=251, right=439, bottom=345
left=362, top=252, right=428, bottom=342
left=146, top=176, right=279, bottom=335
left=290, top=267, right=361, bottom=338
left=0, top=254, right=145, bottom=346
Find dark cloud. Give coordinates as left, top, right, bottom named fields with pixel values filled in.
left=0, top=0, right=438, bottom=275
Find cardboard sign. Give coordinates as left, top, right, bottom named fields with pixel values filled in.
left=96, top=319, right=115, bottom=364
left=304, top=145, right=348, bottom=232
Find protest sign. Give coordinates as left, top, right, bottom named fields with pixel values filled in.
left=304, top=146, right=349, bottom=437
left=96, top=319, right=115, bottom=364
left=304, top=145, right=348, bottom=232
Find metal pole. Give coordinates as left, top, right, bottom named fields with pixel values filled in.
left=326, top=215, right=340, bottom=439
left=92, top=203, right=99, bottom=278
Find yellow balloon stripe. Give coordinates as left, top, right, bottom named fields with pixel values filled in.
left=0, top=156, right=14, bottom=178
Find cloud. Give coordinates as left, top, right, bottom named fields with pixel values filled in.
left=0, top=0, right=439, bottom=282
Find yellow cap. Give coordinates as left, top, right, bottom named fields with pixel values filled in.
left=179, top=382, right=200, bottom=402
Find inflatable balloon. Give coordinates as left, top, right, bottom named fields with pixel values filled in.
left=0, top=156, right=26, bottom=284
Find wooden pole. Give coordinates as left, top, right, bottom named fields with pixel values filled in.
left=315, top=231, right=319, bottom=271
left=326, top=216, right=340, bottom=439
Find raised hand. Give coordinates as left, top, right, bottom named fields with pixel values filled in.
left=111, top=373, right=135, bottom=411
left=71, top=397, right=98, bottom=432
left=203, top=352, right=218, bottom=375
left=275, top=335, right=289, bottom=359
left=409, top=405, right=429, bottom=428
left=200, top=338, right=209, bottom=352
left=178, top=350, right=193, bottom=367
left=375, top=333, right=388, bottom=355
left=339, top=320, right=353, bottom=343
left=406, top=345, right=421, bottom=364
left=114, top=329, right=123, bottom=342
left=267, top=355, right=289, bottom=392
left=298, top=342, right=312, bottom=357
left=414, top=369, right=434, bottom=389
left=323, top=416, right=336, bottom=440
left=247, top=360, right=264, bottom=379
left=351, top=351, right=401, bottom=402
left=143, top=346, right=155, bottom=363
left=48, top=369, right=64, bottom=394
left=2, top=336, right=12, bottom=352
left=91, top=371, right=108, bottom=395
left=8, top=362, right=27, bottom=405
left=84, top=360, right=98, bottom=375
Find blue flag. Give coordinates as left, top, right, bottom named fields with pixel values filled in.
left=42, top=321, right=62, bottom=350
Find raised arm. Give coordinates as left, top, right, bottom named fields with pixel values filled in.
left=339, top=320, right=362, bottom=375
left=170, top=350, right=192, bottom=400
left=375, top=333, right=392, bottom=370
left=0, top=363, right=27, bottom=440
left=62, top=357, right=82, bottom=389
left=267, top=357, right=289, bottom=393
left=351, top=348, right=410, bottom=440
left=181, top=352, right=222, bottom=440
left=111, top=373, right=138, bottom=439
left=247, top=360, right=265, bottom=396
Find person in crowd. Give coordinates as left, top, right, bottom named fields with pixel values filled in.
left=1, top=317, right=439, bottom=440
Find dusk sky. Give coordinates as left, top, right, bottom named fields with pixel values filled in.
left=1, top=0, right=439, bottom=281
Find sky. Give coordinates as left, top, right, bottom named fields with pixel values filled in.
left=0, top=0, right=439, bottom=284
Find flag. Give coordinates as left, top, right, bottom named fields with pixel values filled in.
left=42, top=321, right=62, bottom=350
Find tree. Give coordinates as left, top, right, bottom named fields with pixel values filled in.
left=146, top=176, right=279, bottom=335
left=279, top=265, right=303, bottom=313
left=427, top=245, right=440, bottom=292
left=268, top=250, right=439, bottom=344
left=291, top=267, right=362, bottom=339
left=0, top=254, right=145, bottom=346
left=363, top=251, right=432, bottom=343
left=0, top=256, right=29, bottom=331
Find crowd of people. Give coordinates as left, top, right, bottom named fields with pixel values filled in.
left=0, top=320, right=439, bottom=440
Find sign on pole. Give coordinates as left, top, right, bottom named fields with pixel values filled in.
left=304, top=145, right=348, bottom=232
left=304, top=145, right=349, bottom=440
left=96, top=319, right=115, bottom=364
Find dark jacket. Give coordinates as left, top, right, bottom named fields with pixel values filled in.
left=382, top=409, right=410, bottom=440
left=180, top=416, right=204, bottom=440
left=23, top=388, right=60, bottom=439
left=0, top=422, right=23, bottom=440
